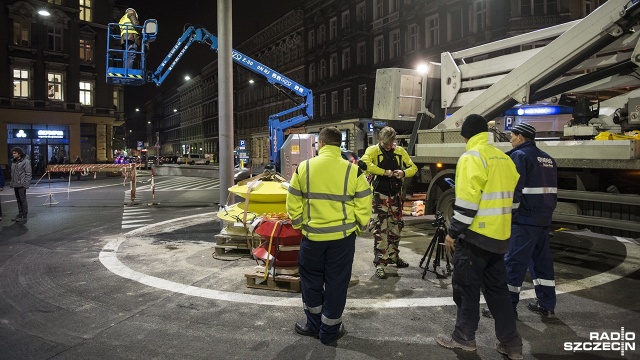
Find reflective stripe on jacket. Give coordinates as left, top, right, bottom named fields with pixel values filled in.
left=119, top=13, right=139, bottom=41
left=448, top=132, right=519, bottom=253
left=286, top=145, right=372, bottom=241
left=506, top=141, right=558, bottom=226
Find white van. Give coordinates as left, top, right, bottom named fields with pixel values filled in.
left=176, top=154, right=210, bottom=165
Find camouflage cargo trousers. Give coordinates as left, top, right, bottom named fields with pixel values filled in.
left=371, top=192, right=404, bottom=266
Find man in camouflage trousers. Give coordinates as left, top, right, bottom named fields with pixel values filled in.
left=360, top=126, right=417, bottom=279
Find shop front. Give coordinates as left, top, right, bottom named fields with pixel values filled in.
left=7, top=124, right=70, bottom=177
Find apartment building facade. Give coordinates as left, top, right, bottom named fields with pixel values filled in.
left=0, top=0, right=125, bottom=177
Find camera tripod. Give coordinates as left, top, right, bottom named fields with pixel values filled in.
left=419, top=211, right=453, bottom=279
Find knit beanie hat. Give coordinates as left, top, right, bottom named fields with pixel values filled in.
left=460, top=114, right=488, bottom=139
left=512, top=122, right=536, bottom=140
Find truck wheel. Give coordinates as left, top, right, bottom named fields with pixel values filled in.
left=436, top=188, right=455, bottom=228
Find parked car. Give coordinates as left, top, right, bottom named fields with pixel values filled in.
left=177, top=154, right=210, bottom=165
left=145, top=156, right=163, bottom=168
left=233, top=165, right=251, bottom=184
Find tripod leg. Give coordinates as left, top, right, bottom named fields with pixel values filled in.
left=420, top=234, right=436, bottom=268
left=421, top=231, right=439, bottom=279
left=426, top=234, right=438, bottom=270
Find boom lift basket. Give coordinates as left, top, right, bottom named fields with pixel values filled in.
left=105, top=19, right=157, bottom=86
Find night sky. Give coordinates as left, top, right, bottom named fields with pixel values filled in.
left=118, top=0, right=300, bottom=113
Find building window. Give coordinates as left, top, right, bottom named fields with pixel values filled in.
left=426, top=15, right=439, bottom=48
left=329, top=17, right=337, bottom=40
left=389, top=30, right=400, bottom=59
left=79, top=38, right=94, bottom=63
left=374, top=0, right=384, bottom=20
left=342, top=48, right=351, bottom=70
left=309, top=63, right=316, bottom=83
left=341, top=11, right=350, bottom=29
left=318, top=25, right=326, bottom=45
left=13, top=68, right=30, bottom=98
left=79, top=81, right=93, bottom=106
left=389, top=0, right=399, bottom=13
left=330, top=54, right=338, bottom=77
left=48, top=25, right=63, bottom=52
left=522, top=0, right=558, bottom=16
left=474, top=0, right=489, bottom=32
left=113, top=89, right=120, bottom=110
left=447, top=8, right=463, bottom=42
left=308, top=30, right=315, bottom=49
left=358, top=84, right=367, bottom=109
left=13, top=19, right=30, bottom=46
left=47, top=72, right=64, bottom=100
left=79, top=0, right=92, bottom=22
left=343, top=88, right=351, bottom=112
left=331, top=91, right=338, bottom=115
left=356, top=2, right=366, bottom=22
left=374, top=36, right=384, bottom=64
left=357, top=42, right=366, bottom=65
left=582, top=0, right=604, bottom=16
left=319, top=94, right=327, bottom=116
left=407, top=24, right=418, bottom=52
left=320, top=59, right=326, bottom=80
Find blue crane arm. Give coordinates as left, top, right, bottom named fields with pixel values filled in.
left=148, top=26, right=313, bottom=165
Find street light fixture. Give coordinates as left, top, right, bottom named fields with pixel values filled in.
left=184, top=75, right=191, bottom=81
left=38, top=9, right=51, bottom=16
left=416, top=63, right=429, bottom=74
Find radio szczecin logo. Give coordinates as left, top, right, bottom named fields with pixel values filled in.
left=565, top=328, right=635, bottom=356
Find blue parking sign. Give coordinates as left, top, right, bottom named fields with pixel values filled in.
left=504, top=117, right=514, bottom=131
left=239, top=140, right=246, bottom=149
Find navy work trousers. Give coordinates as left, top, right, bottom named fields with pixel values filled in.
left=505, top=224, right=556, bottom=311
left=298, top=232, right=356, bottom=344
left=451, top=239, right=522, bottom=349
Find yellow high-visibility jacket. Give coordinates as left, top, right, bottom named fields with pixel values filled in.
left=360, top=143, right=418, bottom=178
left=448, top=132, right=520, bottom=254
left=119, top=12, right=140, bottom=43
left=286, top=145, right=372, bottom=241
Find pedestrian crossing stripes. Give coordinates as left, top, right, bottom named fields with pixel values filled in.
left=122, top=191, right=152, bottom=229
left=137, top=176, right=220, bottom=191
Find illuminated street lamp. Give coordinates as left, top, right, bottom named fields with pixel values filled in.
left=38, top=9, right=50, bottom=16
left=184, top=75, right=191, bottom=81
left=416, top=63, right=429, bottom=74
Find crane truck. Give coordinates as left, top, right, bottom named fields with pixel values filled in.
left=373, top=0, right=640, bottom=237
left=105, top=20, right=313, bottom=170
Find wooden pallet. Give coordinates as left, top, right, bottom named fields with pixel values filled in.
left=213, top=233, right=256, bottom=255
left=245, top=272, right=301, bottom=293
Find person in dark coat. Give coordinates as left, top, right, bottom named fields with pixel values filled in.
left=10, top=147, right=32, bottom=223
left=74, top=156, right=83, bottom=180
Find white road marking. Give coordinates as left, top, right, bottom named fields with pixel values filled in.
left=100, top=213, right=640, bottom=307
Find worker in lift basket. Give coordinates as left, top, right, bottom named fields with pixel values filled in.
left=119, top=8, right=141, bottom=69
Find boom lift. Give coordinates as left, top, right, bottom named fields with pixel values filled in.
left=373, top=0, right=640, bottom=236
left=106, top=20, right=313, bottom=168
